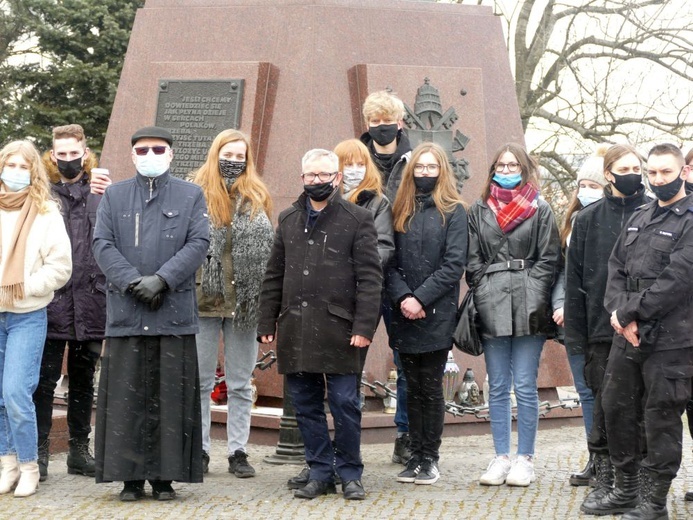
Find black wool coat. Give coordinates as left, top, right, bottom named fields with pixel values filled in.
left=257, top=191, right=383, bottom=374
left=466, top=198, right=560, bottom=339
left=386, top=196, right=468, bottom=354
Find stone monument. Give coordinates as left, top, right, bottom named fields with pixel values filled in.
left=101, top=0, right=573, bottom=416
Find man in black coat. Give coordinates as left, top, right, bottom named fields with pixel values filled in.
left=33, top=124, right=112, bottom=481
left=582, top=143, right=693, bottom=519
left=258, top=149, right=382, bottom=501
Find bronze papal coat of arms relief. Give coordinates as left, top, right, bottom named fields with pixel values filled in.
left=403, top=78, right=471, bottom=192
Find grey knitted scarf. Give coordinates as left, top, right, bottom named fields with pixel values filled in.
left=201, top=198, right=274, bottom=329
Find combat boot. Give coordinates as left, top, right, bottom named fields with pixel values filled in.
left=37, top=439, right=49, bottom=482
left=581, top=468, right=640, bottom=515
left=623, top=470, right=669, bottom=520
left=67, top=438, right=95, bottom=477
left=581, top=454, right=614, bottom=506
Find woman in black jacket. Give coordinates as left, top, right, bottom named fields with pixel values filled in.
left=386, top=142, right=468, bottom=486
left=467, top=143, right=560, bottom=488
left=335, top=139, right=395, bottom=270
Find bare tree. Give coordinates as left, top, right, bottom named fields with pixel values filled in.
left=447, top=0, right=693, bottom=216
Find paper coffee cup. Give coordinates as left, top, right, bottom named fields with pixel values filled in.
left=91, top=167, right=110, bottom=176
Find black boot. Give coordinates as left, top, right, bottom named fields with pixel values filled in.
left=623, top=471, right=669, bottom=520
left=67, top=438, right=96, bottom=477
left=581, top=468, right=640, bottom=515
left=392, top=433, right=412, bottom=465
left=37, top=439, right=49, bottom=482
left=569, top=452, right=595, bottom=486
left=582, top=454, right=614, bottom=506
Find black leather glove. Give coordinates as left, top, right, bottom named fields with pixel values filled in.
left=127, top=277, right=143, bottom=293
left=131, top=275, right=167, bottom=304
left=149, top=293, right=165, bottom=311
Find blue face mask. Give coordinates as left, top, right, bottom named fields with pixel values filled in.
left=577, top=187, right=604, bottom=208
left=136, top=153, right=170, bottom=178
left=1, top=168, right=31, bottom=192
left=493, top=173, right=522, bottom=189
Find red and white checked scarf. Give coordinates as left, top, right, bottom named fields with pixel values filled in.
left=487, top=182, right=539, bottom=233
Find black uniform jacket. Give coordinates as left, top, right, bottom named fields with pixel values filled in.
left=605, top=194, right=693, bottom=351
left=564, top=186, right=650, bottom=353
left=466, top=198, right=560, bottom=339
left=257, top=191, right=383, bottom=374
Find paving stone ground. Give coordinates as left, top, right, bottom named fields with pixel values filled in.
left=2, top=423, right=692, bottom=519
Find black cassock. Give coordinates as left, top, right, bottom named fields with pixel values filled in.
left=94, top=335, right=203, bottom=483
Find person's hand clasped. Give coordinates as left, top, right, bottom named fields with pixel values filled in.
left=400, top=296, right=426, bottom=320
left=130, top=275, right=167, bottom=304
left=622, top=321, right=640, bottom=347
left=610, top=310, right=624, bottom=334
left=552, top=307, right=564, bottom=327
left=260, top=334, right=274, bottom=344
left=350, top=335, right=371, bottom=348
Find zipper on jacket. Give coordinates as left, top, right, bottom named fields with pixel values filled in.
left=149, top=178, right=154, bottom=201
left=135, top=212, right=140, bottom=247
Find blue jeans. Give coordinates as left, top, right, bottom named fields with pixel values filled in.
left=0, top=309, right=47, bottom=462
left=393, top=349, right=409, bottom=433
left=483, top=335, right=544, bottom=457
left=382, top=300, right=408, bottom=433
left=196, top=317, right=258, bottom=455
left=567, top=351, right=594, bottom=440
left=287, top=372, right=363, bottom=482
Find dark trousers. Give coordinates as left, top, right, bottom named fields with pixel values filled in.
left=602, top=342, right=693, bottom=480
left=686, top=381, right=693, bottom=438
left=33, top=339, right=100, bottom=444
left=400, top=348, right=448, bottom=461
left=286, top=372, right=363, bottom=482
left=584, top=342, right=610, bottom=455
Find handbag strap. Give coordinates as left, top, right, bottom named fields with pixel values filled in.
left=470, top=234, right=509, bottom=289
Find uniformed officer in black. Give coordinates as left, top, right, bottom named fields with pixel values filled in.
left=582, top=143, right=693, bottom=520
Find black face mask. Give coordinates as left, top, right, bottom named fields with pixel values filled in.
left=414, top=176, right=438, bottom=194
left=56, top=156, right=84, bottom=180
left=304, top=181, right=335, bottom=202
left=609, top=172, right=642, bottom=197
left=368, top=124, right=399, bottom=147
left=219, top=159, right=245, bottom=178
left=650, top=174, right=684, bottom=203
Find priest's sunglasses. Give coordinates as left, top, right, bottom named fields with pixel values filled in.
left=133, top=145, right=169, bottom=156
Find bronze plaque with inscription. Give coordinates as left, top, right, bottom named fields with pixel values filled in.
left=156, top=79, right=244, bottom=177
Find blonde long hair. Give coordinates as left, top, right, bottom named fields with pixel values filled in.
left=0, top=140, right=54, bottom=214
left=392, top=142, right=464, bottom=232
left=191, top=129, right=272, bottom=227
left=333, top=139, right=383, bottom=203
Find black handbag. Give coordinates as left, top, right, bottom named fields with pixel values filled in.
left=453, top=235, right=509, bottom=356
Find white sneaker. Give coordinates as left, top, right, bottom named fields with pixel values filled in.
left=505, top=455, right=536, bottom=487
left=479, top=456, right=512, bottom=486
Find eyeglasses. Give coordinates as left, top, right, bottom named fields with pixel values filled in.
left=413, top=163, right=440, bottom=174
left=133, top=146, right=169, bottom=156
left=302, top=172, right=337, bottom=182
left=495, top=162, right=521, bottom=173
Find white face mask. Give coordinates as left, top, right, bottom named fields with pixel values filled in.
left=577, top=186, right=604, bottom=207
left=342, top=166, right=367, bottom=192
left=136, top=153, right=170, bottom=178
left=1, top=168, right=31, bottom=192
